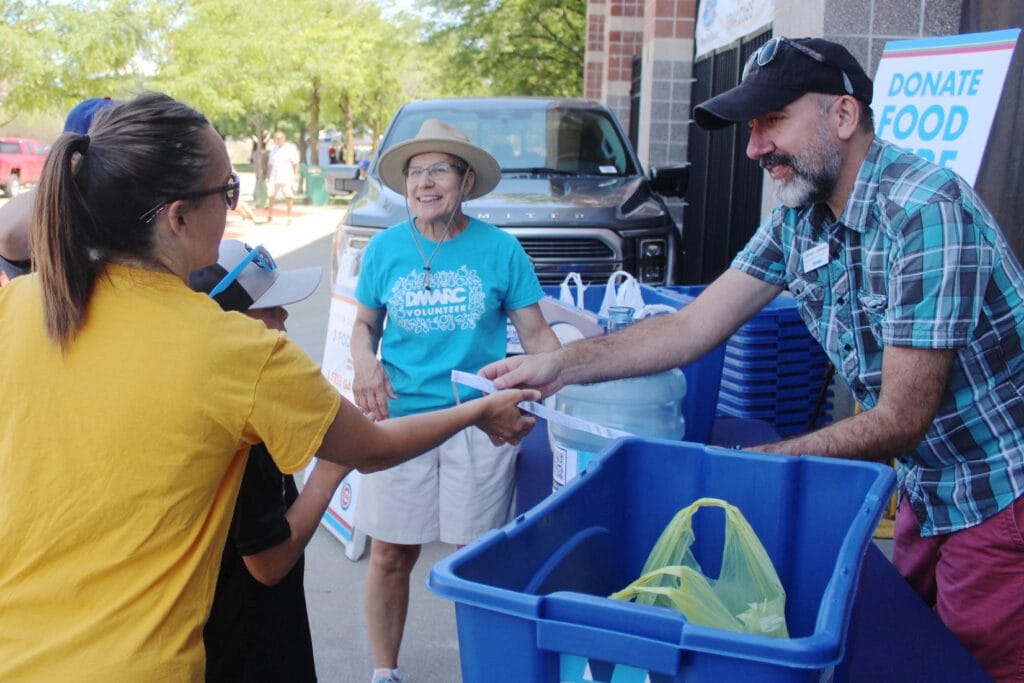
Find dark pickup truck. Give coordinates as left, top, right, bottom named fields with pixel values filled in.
left=328, top=97, right=688, bottom=285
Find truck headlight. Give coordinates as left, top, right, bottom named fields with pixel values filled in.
left=638, top=239, right=667, bottom=283
left=642, top=240, right=664, bottom=258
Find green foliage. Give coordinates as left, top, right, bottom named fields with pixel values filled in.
left=0, top=0, right=587, bottom=141
left=423, top=0, right=585, bottom=97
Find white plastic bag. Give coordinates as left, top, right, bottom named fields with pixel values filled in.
left=598, top=270, right=646, bottom=318
left=635, top=303, right=677, bottom=320
left=559, top=272, right=588, bottom=310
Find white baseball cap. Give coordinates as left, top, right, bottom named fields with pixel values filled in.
left=188, top=240, right=322, bottom=311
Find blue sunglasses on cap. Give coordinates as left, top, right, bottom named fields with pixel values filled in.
left=208, top=244, right=277, bottom=299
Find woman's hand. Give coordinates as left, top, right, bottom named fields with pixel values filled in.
left=352, top=357, right=395, bottom=421
left=473, top=389, right=541, bottom=445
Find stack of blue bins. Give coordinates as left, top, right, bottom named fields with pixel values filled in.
left=659, top=287, right=833, bottom=437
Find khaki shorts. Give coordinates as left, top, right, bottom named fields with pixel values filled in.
left=356, top=426, right=518, bottom=546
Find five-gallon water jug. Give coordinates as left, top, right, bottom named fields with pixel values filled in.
left=549, top=368, right=686, bottom=490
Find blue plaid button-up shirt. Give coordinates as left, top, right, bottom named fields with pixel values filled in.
left=733, top=137, right=1024, bottom=536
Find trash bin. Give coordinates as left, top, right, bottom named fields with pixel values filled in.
left=305, top=165, right=329, bottom=206
left=253, top=179, right=268, bottom=208
left=429, top=439, right=988, bottom=683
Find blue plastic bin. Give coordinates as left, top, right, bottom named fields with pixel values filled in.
left=539, top=284, right=726, bottom=444
left=430, top=439, right=987, bottom=682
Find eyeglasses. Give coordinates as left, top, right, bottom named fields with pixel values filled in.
left=207, top=243, right=276, bottom=299
left=404, top=161, right=466, bottom=182
left=138, top=172, right=242, bottom=224
left=742, top=37, right=854, bottom=95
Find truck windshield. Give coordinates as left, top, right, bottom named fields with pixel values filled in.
left=382, top=104, right=637, bottom=176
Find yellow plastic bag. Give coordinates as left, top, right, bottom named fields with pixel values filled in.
left=609, top=497, right=789, bottom=638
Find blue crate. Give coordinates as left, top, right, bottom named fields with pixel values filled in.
left=720, top=365, right=829, bottom=388
left=658, top=288, right=833, bottom=433
left=714, top=404, right=834, bottom=437
left=430, top=440, right=987, bottom=682
left=718, top=377, right=820, bottom=402
left=721, top=344, right=826, bottom=369
left=716, top=395, right=831, bottom=421
left=726, top=333, right=826, bottom=352
left=540, top=284, right=725, bottom=445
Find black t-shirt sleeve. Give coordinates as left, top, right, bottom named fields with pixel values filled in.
left=0, top=254, right=31, bottom=281
left=232, top=444, right=294, bottom=557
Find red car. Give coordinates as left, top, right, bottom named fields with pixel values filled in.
left=0, top=137, right=47, bottom=197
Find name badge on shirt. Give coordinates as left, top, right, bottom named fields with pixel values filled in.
left=802, top=243, right=830, bottom=273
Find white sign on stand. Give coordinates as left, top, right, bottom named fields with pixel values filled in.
left=307, top=247, right=367, bottom=561
left=872, top=29, right=1021, bottom=185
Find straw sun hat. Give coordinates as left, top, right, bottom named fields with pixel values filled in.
left=376, top=118, right=501, bottom=200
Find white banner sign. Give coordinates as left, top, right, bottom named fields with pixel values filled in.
left=872, top=29, right=1020, bottom=185
left=307, top=248, right=367, bottom=561
left=696, top=0, right=775, bottom=59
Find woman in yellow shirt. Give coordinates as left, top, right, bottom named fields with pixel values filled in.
left=0, top=92, right=537, bottom=681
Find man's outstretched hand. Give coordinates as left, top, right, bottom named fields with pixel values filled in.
left=478, top=351, right=565, bottom=400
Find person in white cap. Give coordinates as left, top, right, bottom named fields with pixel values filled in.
left=351, top=119, right=560, bottom=683
left=189, top=240, right=331, bottom=682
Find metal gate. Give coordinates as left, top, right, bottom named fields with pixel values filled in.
left=681, top=30, right=771, bottom=284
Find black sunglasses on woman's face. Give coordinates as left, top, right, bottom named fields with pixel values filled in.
left=138, top=172, right=241, bottom=224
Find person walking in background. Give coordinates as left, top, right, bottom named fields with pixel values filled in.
left=0, top=92, right=539, bottom=680
left=351, top=119, right=560, bottom=683
left=267, top=130, right=300, bottom=224
left=0, top=96, right=120, bottom=285
left=191, top=240, right=334, bottom=683
left=483, top=37, right=1024, bottom=682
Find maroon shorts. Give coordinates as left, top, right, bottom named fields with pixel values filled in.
left=894, top=493, right=1024, bottom=682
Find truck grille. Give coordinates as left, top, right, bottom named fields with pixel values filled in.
left=517, top=237, right=614, bottom=259
left=515, top=236, right=622, bottom=285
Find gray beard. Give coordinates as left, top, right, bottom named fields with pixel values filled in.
left=763, top=126, right=843, bottom=209
left=774, top=173, right=820, bottom=208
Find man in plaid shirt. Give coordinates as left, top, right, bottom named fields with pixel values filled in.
left=484, top=37, right=1024, bottom=681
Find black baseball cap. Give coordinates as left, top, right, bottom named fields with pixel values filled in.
left=693, top=37, right=873, bottom=130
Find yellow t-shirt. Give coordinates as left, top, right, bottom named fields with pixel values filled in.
left=0, top=265, right=341, bottom=681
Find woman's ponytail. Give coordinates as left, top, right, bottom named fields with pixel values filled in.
left=32, top=132, right=99, bottom=350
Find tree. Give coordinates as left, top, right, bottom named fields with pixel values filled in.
left=0, top=0, right=168, bottom=125
left=423, top=0, right=585, bottom=97
left=156, top=0, right=304, bottom=189
left=313, top=3, right=432, bottom=163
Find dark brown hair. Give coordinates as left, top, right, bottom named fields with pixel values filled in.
left=32, top=92, right=210, bottom=349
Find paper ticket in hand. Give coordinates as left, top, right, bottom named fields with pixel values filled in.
left=450, top=370, right=634, bottom=440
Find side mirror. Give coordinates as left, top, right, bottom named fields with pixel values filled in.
left=649, top=166, right=689, bottom=198
left=325, top=164, right=366, bottom=195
